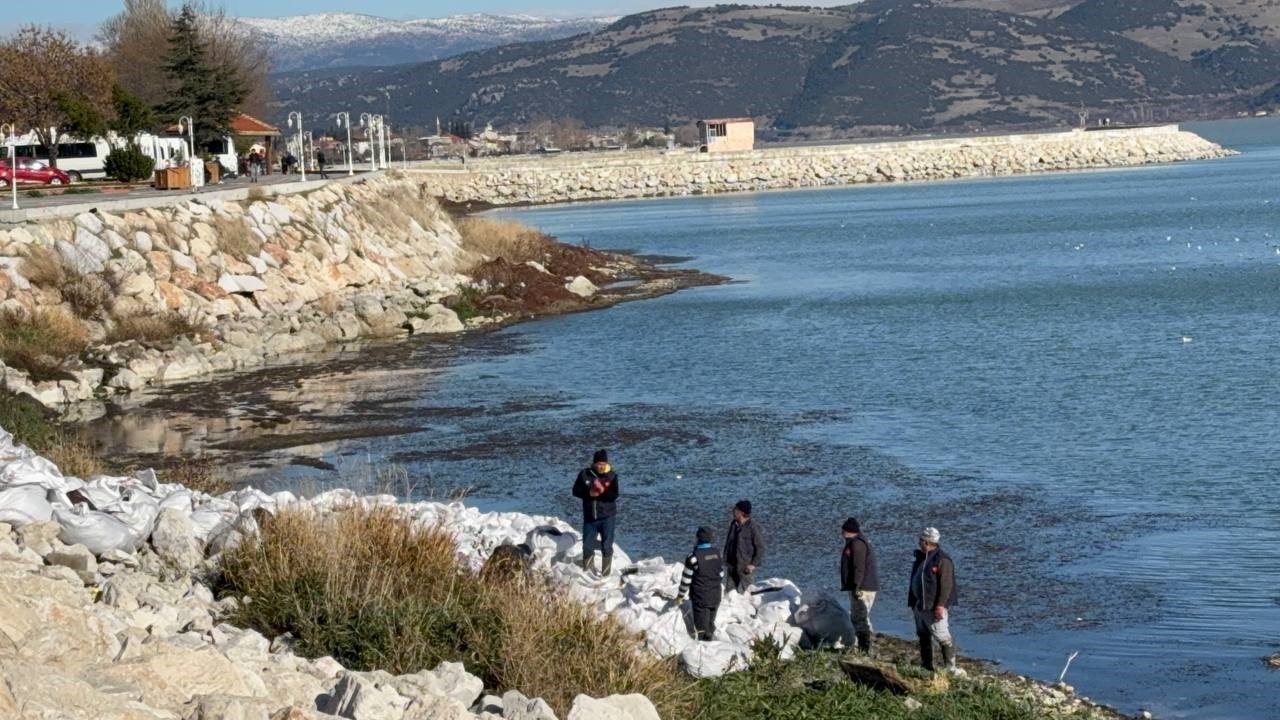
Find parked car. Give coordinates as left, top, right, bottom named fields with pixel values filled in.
left=0, top=159, right=73, bottom=186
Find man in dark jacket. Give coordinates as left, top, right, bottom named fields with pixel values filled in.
left=677, top=526, right=724, bottom=641
left=907, top=526, right=963, bottom=674
left=723, top=500, right=764, bottom=593
left=840, top=517, right=880, bottom=656
left=572, top=449, right=619, bottom=575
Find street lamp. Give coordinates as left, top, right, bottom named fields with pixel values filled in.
left=1, top=122, right=17, bottom=210
left=287, top=111, right=306, bottom=182
left=336, top=112, right=354, bottom=176
left=177, top=115, right=199, bottom=190
left=360, top=113, right=377, bottom=172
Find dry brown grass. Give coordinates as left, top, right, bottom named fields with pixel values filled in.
left=211, top=215, right=262, bottom=258
left=17, top=244, right=66, bottom=287
left=61, top=271, right=113, bottom=319
left=0, top=307, right=90, bottom=382
left=246, top=186, right=267, bottom=202
left=42, top=431, right=104, bottom=479
left=220, top=505, right=694, bottom=717
left=106, top=312, right=211, bottom=346
left=162, top=457, right=239, bottom=496
left=455, top=217, right=554, bottom=267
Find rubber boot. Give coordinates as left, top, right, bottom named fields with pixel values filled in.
left=940, top=642, right=965, bottom=676
left=856, top=632, right=874, bottom=658
left=601, top=553, right=613, bottom=577
left=918, top=633, right=935, bottom=672
left=581, top=552, right=595, bottom=574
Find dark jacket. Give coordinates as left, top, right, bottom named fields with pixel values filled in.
left=908, top=547, right=957, bottom=611
left=679, top=543, right=724, bottom=608
left=724, top=518, right=764, bottom=573
left=572, top=468, right=618, bottom=522
left=840, top=534, right=880, bottom=592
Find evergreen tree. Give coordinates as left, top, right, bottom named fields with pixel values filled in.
left=157, top=3, right=244, bottom=151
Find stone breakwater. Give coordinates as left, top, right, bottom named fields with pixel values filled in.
left=0, top=425, right=1123, bottom=720
left=0, top=176, right=620, bottom=415
left=417, top=126, right=1232, bottom=207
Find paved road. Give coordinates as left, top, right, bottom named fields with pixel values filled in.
left=8, top=166, right=374, bottom=211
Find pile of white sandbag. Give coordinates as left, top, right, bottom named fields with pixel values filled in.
left=0, top=425, right=821, bottom=678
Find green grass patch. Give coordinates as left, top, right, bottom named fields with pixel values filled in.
left=694, top=649, right=1097, bottom=720
left=443, top=285, right=489, bottom=323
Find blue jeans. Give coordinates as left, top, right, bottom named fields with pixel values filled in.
left=583, top=515, right=616, bottom=557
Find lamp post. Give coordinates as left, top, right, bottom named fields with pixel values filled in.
left=380, top=118, right=390, bottom=168
left=360, top=113, right=377, bottom=171
left=336, top=112, right=354, bottom=176
left=287, top=111, right=306, bottom=182
left=1, top=123, right=16, bottom=210
left=177, top=116, right=200, bottom=190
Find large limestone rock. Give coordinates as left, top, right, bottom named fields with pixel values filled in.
left=88, top=643, right=261, bottom=711
left=566, top=695, right=660, bottom=720
left=502, top=690, right=558, bottom=720
left=565, top=276, right=598, bottom=299
left=406, top=304, right=463, bottom=334
left=150, top=507, right=204, bottom=573
left=316, top=672, right=409, bottom=720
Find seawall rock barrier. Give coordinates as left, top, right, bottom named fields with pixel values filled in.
left=0, top=176, right=477, bottom=412
left=415, top=125, right=1232, bottom=207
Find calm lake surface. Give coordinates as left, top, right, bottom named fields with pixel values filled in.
left=89, top=118, right=1280, bottom=717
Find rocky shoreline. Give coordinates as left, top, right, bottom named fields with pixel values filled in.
left=0, top=424, right=1137, bottom=720
left=416, top=126, right=1233, bottom=208
left=0, top=175, right=721, bottom=419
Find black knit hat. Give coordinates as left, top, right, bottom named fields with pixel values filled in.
left=734, top=499, right=752, bottom=516
left=696, top=526, right=715, bottom=544
left=842, top=517, right=861, bottom=533
left=592, top=449, right=608, bottom=464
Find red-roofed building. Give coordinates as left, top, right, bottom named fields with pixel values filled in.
left=230, top=113, right=281, bottom=171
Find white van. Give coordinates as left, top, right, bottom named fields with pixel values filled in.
left=6, top=136, right=113, bottom=182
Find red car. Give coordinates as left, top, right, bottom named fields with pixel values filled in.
left=0, top=159, right=72, bottom=186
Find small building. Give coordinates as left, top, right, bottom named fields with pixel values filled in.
left=697, top=117, right=754, bottom=153
left=229, top=113, right=281, bottom=168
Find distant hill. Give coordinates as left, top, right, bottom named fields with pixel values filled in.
left=270, top=1, right=1280, bottom=132
left=234, top=12, right=616, bottom=72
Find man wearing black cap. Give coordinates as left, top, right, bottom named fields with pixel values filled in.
left=677, top=526, right=724, bottom=641
left=572, top=449, right=619, bottom=575
left=723, top=500, right=764, bottom=593
left=840, top=517, right=880, bottom=656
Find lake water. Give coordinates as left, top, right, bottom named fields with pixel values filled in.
left=89, top=118, right=1280, bottom=717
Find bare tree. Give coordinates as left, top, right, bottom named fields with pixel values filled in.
left=0, top=26, right=114, bottom=168
left=99, top=0, right=272, bottom=118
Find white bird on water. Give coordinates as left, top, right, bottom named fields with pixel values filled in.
left=1181, top=336, right=1194, bottom=344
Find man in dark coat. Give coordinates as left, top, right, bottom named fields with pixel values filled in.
left=677, top=526, right=724, bottom=641
left=907, top=526, right=963, bottom=674
left=723, top=500, right=764, bottom=593
left=840, top=517, right=880, bottom=656
left=572, top=449, right=619, bottom=575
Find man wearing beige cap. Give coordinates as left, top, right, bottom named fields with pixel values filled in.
left=907, top=526, right=963, bottom=675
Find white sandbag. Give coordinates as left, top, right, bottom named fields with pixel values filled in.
left=159, top=489, right=196, bottom=513
left=643, top=607, right=694, bottom=657
left=680, top=640, right=750, bottom=678
left=0, top=484, right=54, bottom=525
left=53, top=504, right=138, bottom=555
left=794, top=592, right=856, bottom=648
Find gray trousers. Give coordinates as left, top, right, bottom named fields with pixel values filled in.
left=849, top=590, right=876, bottom=635
left=912, top=607, right=953, bottom=645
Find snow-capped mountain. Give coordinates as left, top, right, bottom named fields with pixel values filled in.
left=235, top=12, right=617, bottom=73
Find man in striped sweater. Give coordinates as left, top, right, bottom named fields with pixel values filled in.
left=676, top=527, right=724, bottom=641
